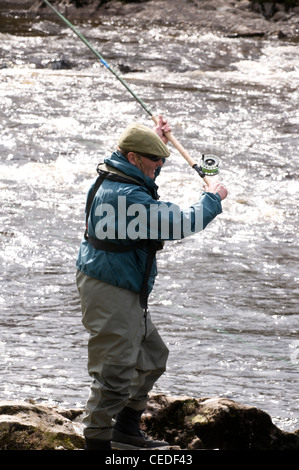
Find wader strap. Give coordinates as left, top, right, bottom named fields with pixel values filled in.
left=85, top=173, right=106, bottom=230
left=83, top=168, right=163, bottom=311
left=139, top=240, right=162, bottom=309
left=85, top=169, right=143, bottom=232
left=86, top=236, right=149, bottom=253
left=86, top=235, right=161, bottom=313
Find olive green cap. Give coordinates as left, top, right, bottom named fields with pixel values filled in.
left=118, top=123, right=170, bottom=158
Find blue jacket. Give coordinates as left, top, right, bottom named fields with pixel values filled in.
left=76, top=151, right=222, bottom=294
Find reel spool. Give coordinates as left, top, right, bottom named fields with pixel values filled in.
left=200, top=154, right=220, bottom=176
left=192, top=154, right=220, bottom=179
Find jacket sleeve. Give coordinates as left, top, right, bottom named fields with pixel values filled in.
left=123, top=186, right=222, bottom=241
left=199, top=191, right=223, bottom=229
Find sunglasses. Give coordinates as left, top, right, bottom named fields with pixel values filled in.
left=137, top=153, right=162, bottom=162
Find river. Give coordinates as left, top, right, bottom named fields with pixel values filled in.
left=0, top=11, right=298, bottom=432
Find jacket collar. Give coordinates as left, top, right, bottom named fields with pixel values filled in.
left=103, top=150, right=161, bottom=199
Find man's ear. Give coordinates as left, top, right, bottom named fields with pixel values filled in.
left=127, top=152, right=138, bottom=166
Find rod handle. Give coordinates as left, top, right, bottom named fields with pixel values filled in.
left=151, top=115, right=210, bottom=185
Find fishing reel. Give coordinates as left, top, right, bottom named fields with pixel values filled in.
left=193, top=154, right=220, bottom=178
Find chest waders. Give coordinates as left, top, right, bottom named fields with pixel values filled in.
left=84, top=165, right=163, bottom=337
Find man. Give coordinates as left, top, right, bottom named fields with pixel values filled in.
left=76, top=116, right=227, bottom=450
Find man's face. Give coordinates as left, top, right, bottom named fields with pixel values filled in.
left=128, top=152, right=163, bottom=179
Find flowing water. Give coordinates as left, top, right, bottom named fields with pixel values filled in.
left=0, top=12, right=298, bottom=432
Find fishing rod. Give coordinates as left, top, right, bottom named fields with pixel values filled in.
left=42, top=0, right=220, bottom=183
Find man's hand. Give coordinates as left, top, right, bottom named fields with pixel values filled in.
left=153, top=115, right=171, bottom=144
left=204, top=180, right=228, bottom=201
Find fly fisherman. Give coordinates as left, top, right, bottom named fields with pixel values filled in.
left=76, top=116, right=228, bottom=450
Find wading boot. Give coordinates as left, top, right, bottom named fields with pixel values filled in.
left=85, top=438, right=111, bottom=450
left=111, top=406, right=170, bottom=450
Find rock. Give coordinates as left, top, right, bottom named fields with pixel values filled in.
left=118, top=63, right=144, bottom=74
left=144, top=395, right=299, bottom=450
left=1, top=0, right=299, bottom=40
left=272, top=10, right=289, bottom=21
left=47, top=58, right=74, bottom=69
left=0, top=400, right=84, bottom=450
left=1, top=396, right=298, bottom=450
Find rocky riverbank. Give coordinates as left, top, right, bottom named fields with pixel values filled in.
left=1, top=394, right=298, bottom=450
left=1, top=0, right=299, bottom=40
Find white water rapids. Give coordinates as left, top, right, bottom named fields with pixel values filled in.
left=0, top=16, right=298, bottom=432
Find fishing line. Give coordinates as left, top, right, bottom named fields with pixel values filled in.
left=42, top=0, right=220, bottom=182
